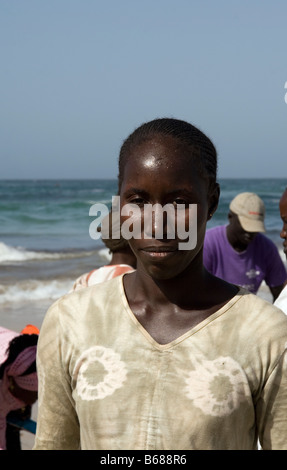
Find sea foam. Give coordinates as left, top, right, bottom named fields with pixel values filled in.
left=0, top=241, right=101, bottom=264
left=0, top=279, right=74, bottom=304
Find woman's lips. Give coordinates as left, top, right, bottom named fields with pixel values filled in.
left=141, top=246, right=177, bottom=258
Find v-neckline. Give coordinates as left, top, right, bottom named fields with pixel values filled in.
left=119, top=274, right=244, bottom=351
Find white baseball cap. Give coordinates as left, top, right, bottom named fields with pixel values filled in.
left=229, top=192, right=266, bottom=233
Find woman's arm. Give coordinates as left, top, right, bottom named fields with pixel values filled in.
left=33, top=301, right=80, bottom=450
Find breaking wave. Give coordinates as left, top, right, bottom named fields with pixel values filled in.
left=0, top=279, right=74, bottom=304
left=0, top=242, right=105, bottom=264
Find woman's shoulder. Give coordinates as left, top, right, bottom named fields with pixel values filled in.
left=47, top=274, right=126, bottom=318
left=39, top=275, right=128, bottom=346
left=230, top=288, right=287, bottom=342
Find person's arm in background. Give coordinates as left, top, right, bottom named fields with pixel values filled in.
left=265, top=240, right=287, bottom=302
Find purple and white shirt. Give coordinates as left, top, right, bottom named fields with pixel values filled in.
left=203, top=225, right=287, bottom=294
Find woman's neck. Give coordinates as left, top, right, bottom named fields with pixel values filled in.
left=125, top=256, right=214, bottom=309
left=122, top=254, right=238, bottom=345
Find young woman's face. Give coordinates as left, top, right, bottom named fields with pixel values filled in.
left=119, top=135, right=218, bottom=280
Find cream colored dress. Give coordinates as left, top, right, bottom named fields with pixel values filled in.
left=34, top=274, right=287, bottom=450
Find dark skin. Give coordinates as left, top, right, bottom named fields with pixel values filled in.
left=226, top=211, right=284, bottom=302
left=120, top=135, right=238, bottom=345
left=108, top=247, right=137, bottom=269
left=279, top=188, right=287, bottom=289
left=279, top=188, right=287, bottom=261
left=226, top=212, right=257, bottom=252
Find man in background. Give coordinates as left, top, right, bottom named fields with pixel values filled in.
left=203, top=192, right=287, bottom=301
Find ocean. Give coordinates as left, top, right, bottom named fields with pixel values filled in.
left=0, top=178, right=286, bottom=332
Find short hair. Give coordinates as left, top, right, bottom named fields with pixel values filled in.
left=118, top=118, right=218, bottom=190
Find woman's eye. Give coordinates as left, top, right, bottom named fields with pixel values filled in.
left=173, top=199, right=188, bottom=207
left=129, top=197, right=145, bottom=206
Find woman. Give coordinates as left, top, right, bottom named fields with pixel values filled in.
left=34, top=118, right=287, bottom=450
left=0, top=326, right=38, bottom=450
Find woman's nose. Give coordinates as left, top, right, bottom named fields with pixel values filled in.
left=143, top=204, right=174, bottom=239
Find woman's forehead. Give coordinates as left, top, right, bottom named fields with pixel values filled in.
left=122, top=156, right=198, bottom=188
left=120, top=155, right=208, bottom=200
left=118, top=133, right=212, bottom=196
left=124, top=136, right=197, bottom=171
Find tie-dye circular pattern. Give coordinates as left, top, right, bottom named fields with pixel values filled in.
left=184, top=356, right=249, bottom=417
left=73, top=346, right=127, bottom=401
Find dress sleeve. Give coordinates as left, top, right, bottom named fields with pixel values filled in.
left=33, top=300, right=80, bottom=450
left=256, top=349, right=287, bottom=449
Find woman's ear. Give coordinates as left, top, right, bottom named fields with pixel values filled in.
left=207, top=182, right=220, bottom=220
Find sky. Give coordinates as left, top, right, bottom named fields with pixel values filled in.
left=1, top=0, right=287, bottom=180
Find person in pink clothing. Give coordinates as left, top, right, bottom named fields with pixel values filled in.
left=0, top=326, right=38, bottom=450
